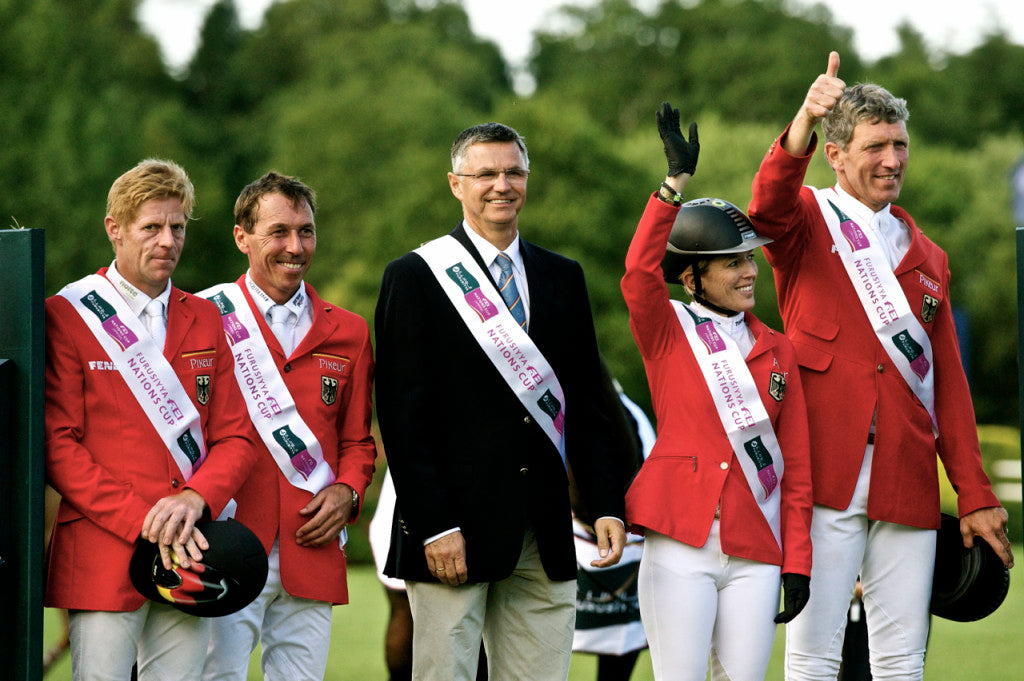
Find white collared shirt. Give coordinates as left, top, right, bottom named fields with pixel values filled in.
left=690, top=300, right=754, bottom=357
left=461, top=222, right=531, bottom=328
left=244, top=272, right=313, bottom=353
left=106, top=260, right=172, bottom=331
left=833, top=184, right=911, bottom=269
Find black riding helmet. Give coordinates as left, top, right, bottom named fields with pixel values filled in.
left=660, top=198, right=772, bottom=291
left=129, top=518, right=269, bottom=618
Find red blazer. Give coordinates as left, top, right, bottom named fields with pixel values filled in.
left=44, top=270, right=258, bottom=612
left=747, top=128, right=999, bottom=528
left=621, top=195, right=813, bottom=575
left=226, top=279, right=377, bottom=605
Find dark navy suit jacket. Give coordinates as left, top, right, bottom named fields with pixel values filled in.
left=375, top=224, right=626, bottom=583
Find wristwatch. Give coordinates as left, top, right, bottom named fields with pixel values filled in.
left=351, top=488, right=360, bottom=513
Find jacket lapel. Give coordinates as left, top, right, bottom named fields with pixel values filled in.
left=450, top=222, right=543, bottom=336
left=294, top=283, right=338, bottom=355
left=519, top=239, right=548, bottom=336
left=164, top=287, right=195, bottom=358
left=450, top=223, right=497, bottom=286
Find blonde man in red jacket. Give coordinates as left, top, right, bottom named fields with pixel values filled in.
left=748, top=52, right=1013, bottom=680
left=200, top=172, right=377, bottom=681
left=45, top=159, right=258, bottom=680
left=622, top=104, right=813, bottom=681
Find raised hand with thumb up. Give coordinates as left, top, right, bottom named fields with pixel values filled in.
left=784, top=51, right=846, bottom=156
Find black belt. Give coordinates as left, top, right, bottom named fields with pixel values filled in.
left=867, top=432, right=875, bottom=445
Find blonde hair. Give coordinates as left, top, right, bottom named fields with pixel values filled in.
left=106, top=159, right=195, bottom=229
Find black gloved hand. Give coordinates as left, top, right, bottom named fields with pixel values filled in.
left=656, top=101, right=699, bottom=177
left=775, top=573, right=811, bottom=624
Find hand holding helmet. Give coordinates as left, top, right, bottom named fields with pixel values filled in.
left=657, top=102, right=699, bottom=177
left=130, top=518, right=268, bottom=618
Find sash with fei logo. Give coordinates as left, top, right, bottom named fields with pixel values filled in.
left=811, top=188, right=937, bottom=432
left=673, top=301, right=783, bottom=549
left=200, top=283, right=336, bottom=495
left=415, top=235, right=567, bottom=469
left=60, top=275, right=207, bottom=480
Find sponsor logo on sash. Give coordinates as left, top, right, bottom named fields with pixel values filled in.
left=829, top=202, right=871, bottom=251
left=207, top=291, right=251, bottom=345
left=321, top=376, right=338, bottom=405
left=768, top=371, right=786, bottom=402
left=446, top=263, right=499, bottom=322
left=80, top=291, right=139, bottom=351
left=196, top=375, right=211, bottom=405
left=177, top=430, right=203, bottom=466
left=537, top=389, right=565, bottom=435
left=272, top=425, right=317, bottom=480
left=921, top=294, right=938, bottom=323
left=891, top=330, right=931, bottom=380
left=743, top=436, right=779, bottom=497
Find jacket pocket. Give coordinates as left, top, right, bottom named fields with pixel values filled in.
left=791, top=314, right=839, bottom=373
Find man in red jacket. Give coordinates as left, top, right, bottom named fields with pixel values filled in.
left=45, top=159, right=258, bottom=680
left=200, top=172, right=377, bottom=681
left=747, top=52, right=1013, bottom=680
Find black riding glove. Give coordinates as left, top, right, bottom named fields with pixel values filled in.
left=656, top=101, right=699, bottom=177
left=775, top=573, right=811, bottom=624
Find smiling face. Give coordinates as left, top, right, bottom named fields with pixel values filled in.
left=447, top=141, right=528, bottom=248
left=826, top=119, right=909, bottom=213
left=105, top=196, right=186, bottom=298
left=234, top=192, right=316, bottom=304
left=682, top=251, right=758, bottom=313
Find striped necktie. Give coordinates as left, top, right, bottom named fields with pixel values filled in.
left=495, top=252, right=526, bottom=330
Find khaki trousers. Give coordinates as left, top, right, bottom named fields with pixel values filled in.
left=406, top=529, right=576, bottom=681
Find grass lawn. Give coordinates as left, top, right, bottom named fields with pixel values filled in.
left=42, top=545, right=1023, bottom=680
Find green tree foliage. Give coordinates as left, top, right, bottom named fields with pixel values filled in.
left=5, top=0, right=1024, bottom=423
left=530, top=0, right=862, bottom=133
left=0, top=0, right=181, bottom=289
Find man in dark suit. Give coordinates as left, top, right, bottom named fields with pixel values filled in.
left=375, top=122, right=627, bottom=681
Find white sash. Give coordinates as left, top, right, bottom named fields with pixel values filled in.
left=415, top=235, right=567, bottom=469
left=812, top=188, right=938, bottom=431
left=673, top=300, right=782, bottom=549
left=59, top=275, right=207, bottom=480
left=200, top=283, right=336, bottom=495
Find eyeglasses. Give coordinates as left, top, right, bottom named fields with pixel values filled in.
left=453, top=168, right=530, bottom=184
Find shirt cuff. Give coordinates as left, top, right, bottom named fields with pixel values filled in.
left=423, top=527, right=461, bottom=546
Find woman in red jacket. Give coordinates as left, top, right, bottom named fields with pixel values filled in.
left=620, top=103, right=814, bottom=681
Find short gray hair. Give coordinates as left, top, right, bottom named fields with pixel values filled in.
left=822, top=83, right=909, bottom=150
left=450, top=122, right=529, bottom=173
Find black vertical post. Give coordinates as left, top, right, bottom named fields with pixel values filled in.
left=0, top=228, right=46, bottom=681
left=1017, top=227, right=1024, bottom=537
